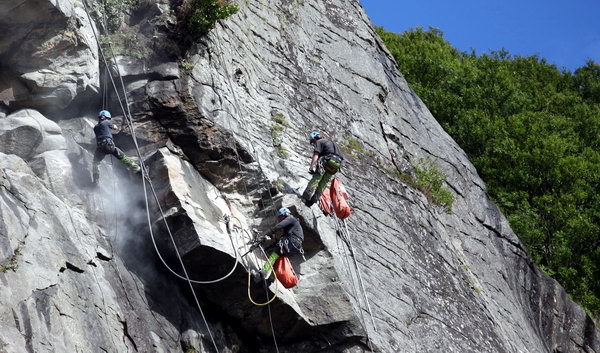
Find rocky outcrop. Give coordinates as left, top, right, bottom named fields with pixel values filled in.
left=0, top=0, right=99, bottom=111
left=0, top=0, right=598, bottom=353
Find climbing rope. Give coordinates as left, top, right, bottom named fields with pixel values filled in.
left=84, top=2, right=286, bottom=351
left=82, top=1, right=219, bottom=352
left=339, top=219, right=376, bottom=332
left=332, top=216, right=368, bottom=327
left=331, top=217, right=376, bottom=352
left=210, top=29, right=281, bottom=353
left=246, top=243, right=280, bottom=306
left=247, top=269, right=280, bottom=306
left=211, top=28, right=280, bottom=220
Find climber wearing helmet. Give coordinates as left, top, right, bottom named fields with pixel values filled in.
left=91, top=110, right=140, bottom=184
left=254, top=207, right=305, bottom=282
left=301, top=131, right=344, bottom=207
left=265, top=207, right=304, bottom=256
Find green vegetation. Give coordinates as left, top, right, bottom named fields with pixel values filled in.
left=99, top=30, right=148, bottom=59
left=273, top=178, right=285, bottom=192
left=277, top=148, right=289, bottom=159
left=184, top=348, right=197, bottom=353
left=346, top=138, right=366, bottom=154
left=341, top=137, right=370, bottom=159
left=0, top=247, right=22, bottom=273
left=93, top=0, right=139, bottom=32
left=377, top=26, right=600, bottom=319
left=270, top=114, right=289, bottom=159
left=184, top=0, right=239, bottom=36
left=394, top=158, right=454, bottom=213
left=272, top=114, right=287, bottom=125
left=179, top=58, right=195, bottom=75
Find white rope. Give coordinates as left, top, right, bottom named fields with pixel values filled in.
left=340, top=218, right=376, bottom=333
left=211, top=28, right=279, bottom=220
left=144, top=179, right=241, bottom=284
left=82, top=1, right=219, bottom=351
left=210, top=27, right=280, bottom=352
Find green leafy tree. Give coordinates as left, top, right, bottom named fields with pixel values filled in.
left=186, top=0, right=239, bottom=36
left=377, top=26, right=600, bottom=320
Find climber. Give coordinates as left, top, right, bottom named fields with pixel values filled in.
left=252, top=207, right=305, bottom=282
left=92, top=110, right=140, bottom=184
left=300, top=131, right=344, bottom=207
left=265, top=207, right=305, bottom=256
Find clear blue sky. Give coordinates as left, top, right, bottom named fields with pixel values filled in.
left=359, top=0, right=600, bottom=72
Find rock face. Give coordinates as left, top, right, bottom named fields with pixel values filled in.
left=0, top=0, right=598, bottom=353
left=0, top=0, right=99, bottom=111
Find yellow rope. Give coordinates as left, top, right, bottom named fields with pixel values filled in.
left=247, top=269, right=279, bottom=306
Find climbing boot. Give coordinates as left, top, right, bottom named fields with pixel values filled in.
left=302, top=193, right=316, bottom=206
left=92, top=172, right=99, bottom=185
left=307, top=191, right=322, bottom=208
left=119, top=155, right=140, bottom=173
left=300, top=186, right=315, bottom=204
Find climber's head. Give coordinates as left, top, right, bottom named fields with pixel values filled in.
left=308, top=131, right=321, bottom=144
left=98, top=110, right=112, bottom=120
left=277, top=207, right=291, bottom=219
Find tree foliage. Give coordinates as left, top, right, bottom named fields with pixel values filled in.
left=185, top=0, right=239, bottom=36
left=377, top=26, right=600, bottom=319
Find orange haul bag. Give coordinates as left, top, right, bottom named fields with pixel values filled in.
left=274, top=256, right=298, bottom=288
left=319, top=189, right=334, bottom=216
left=330, top=177, right=352, bottom=219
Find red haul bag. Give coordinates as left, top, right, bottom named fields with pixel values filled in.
left=274, top=256, right=299, bottom=288
left=330, top=177, right=352, bottom=219
left=319, top=189, right=334, bottom=216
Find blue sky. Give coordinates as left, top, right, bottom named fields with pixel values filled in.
left=359, top=0, right=600, bottom=72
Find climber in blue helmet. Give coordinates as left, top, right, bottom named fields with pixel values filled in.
left=254, top=207, right=305, bottom=281
left=92, top=110, right=141, bottom=184
left=265, top=207, right=304, bottom=256
left=301, top=131, right=344, bottom=207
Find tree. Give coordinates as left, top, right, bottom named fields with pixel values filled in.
left=377, top=26, right=600, bottom=320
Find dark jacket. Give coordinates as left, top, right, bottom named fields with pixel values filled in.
left=94, top=120, right=114, bottom=143
left=271, top=216, right=304, bottom=243
left=314, top=138, right=343, bottom=160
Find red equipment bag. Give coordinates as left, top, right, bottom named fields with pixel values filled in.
left=319, top=189, right=334, bottom=216
left=274, top=256, right=299, bottom=288
left=330, top=178, right=352, bottom=219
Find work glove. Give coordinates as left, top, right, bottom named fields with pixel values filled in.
left=258, top=234, right=272, bottom=242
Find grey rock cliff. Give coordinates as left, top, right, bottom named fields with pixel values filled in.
left=0, top=0, right=99, bottom=110
left=0, top=0, right=597, bottom=352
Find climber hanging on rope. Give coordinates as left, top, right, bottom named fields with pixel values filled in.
left=252, top=207, right=305, bottom=281
left=301, top=131, right=344, bottom=207
left=92, top=110, right=140, bottom=184
left=265, top=207, right=305, bottom=256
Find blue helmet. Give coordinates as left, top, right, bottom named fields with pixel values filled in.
left=277, top=207, right=291, bottom=217
left=308, top=131, right=321, bottom=141
left=98, top=110, right=111, bottom=119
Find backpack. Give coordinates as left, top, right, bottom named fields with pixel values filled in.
left=274, top=256, right=298, bottom=288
